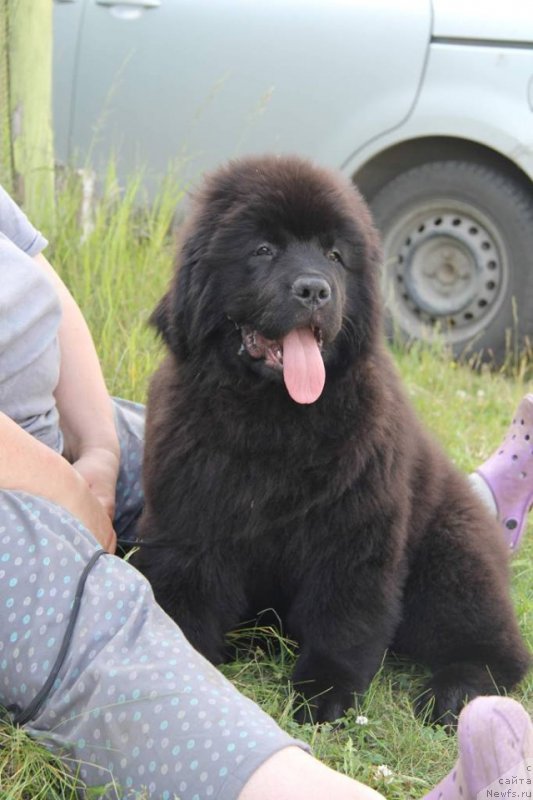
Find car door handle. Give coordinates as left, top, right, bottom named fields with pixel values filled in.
left=96, top=0, right=161, bottom=8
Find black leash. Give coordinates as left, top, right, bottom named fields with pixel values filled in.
left=116, top=537, right=175, bottom=550
left=13, top=548, right=107, bottom=727
left=11, top=540, right=172, bottom=726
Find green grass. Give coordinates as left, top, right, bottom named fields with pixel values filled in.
left=50, top=164, right=185, bottom=400
left=1, top=173, right=532, bottom=799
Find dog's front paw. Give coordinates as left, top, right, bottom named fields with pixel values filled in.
left=293, top=685, right=354, bottom=725
left=291, top=647, right=372, bottom=724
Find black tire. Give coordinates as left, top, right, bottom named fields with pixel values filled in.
left=369, top=161, right=533, bottom=363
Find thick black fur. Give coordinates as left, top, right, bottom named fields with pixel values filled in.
left=135, top=155, right=530, bottom=725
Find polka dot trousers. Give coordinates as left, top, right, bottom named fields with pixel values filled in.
left=0, top=400, right=302, bottom=799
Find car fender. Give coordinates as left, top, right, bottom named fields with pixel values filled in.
left=343, top=40, right=533, bottom=182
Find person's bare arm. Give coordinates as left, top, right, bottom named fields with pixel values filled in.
left=0, top=411, right=116, bottom=552
left=33, top=252, right=120, bottom=519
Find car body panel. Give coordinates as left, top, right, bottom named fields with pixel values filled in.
left=52, top=0, right=533, bottom=357
left=343, top=41, right=533, bottom=182
left=432, top=0, right=533, bottom=43
left=53, top=0, right=431, bottom=188
left=53, top=0, right=85, bottom=165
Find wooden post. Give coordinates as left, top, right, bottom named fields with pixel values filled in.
left=0, top=0, right=54, bottom=227
left=0, top=0, right=14, bottom=195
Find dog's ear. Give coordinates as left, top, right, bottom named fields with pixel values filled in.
left=149, top=290, right=176, bottom=345
left=151, top=207, right=218, bottom=359
left=150, top=286, right=192, bottom=360
left=173, top=223, right=215, bottom=340
left=149, top=225, right=204, bottom=359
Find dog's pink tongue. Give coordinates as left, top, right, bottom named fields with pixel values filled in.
left=282, top=328, right=325, bottom=404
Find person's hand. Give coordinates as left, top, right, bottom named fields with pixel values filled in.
left=72, top=446, right=120, bottom=522
left=69, top=464, right=118, bottom=553
left=0, top=412, right=117, bottom=554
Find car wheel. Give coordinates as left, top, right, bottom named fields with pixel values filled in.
left=369, top=161, right=533, bottom=362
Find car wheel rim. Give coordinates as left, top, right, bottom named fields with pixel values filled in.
left=380, top=200, right=508, bottom=344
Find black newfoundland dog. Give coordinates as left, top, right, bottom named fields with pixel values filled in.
left=135, top=155, right=530, bottom=725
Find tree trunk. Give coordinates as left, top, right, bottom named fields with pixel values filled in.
left=0, top=0, right=54, bottom=227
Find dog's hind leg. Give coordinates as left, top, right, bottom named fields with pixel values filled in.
left=394, top=503, right=530, bottom=726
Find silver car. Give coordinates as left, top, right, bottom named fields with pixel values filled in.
left=53, top=0, right=533, bottom=360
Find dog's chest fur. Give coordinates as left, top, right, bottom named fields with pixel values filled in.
left=141, top=347, right=424, bottom=581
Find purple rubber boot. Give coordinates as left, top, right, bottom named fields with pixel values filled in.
left=422, top=696, right=533, bottom=800
left=476, top=394, right=533, bottom=550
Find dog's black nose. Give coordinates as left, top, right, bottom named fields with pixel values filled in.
left=291, top=276, right=332, bottom=310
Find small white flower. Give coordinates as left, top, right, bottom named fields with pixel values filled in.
left=355, top=715, right=368, bottom=725
left=375, top=764, right=394, bottom=782
left=456, top=389, right=468, bottom=399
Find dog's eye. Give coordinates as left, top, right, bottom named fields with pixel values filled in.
left=254, top=244, right=273, bottom=257
left=327, top=249, right=343, bottom=264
